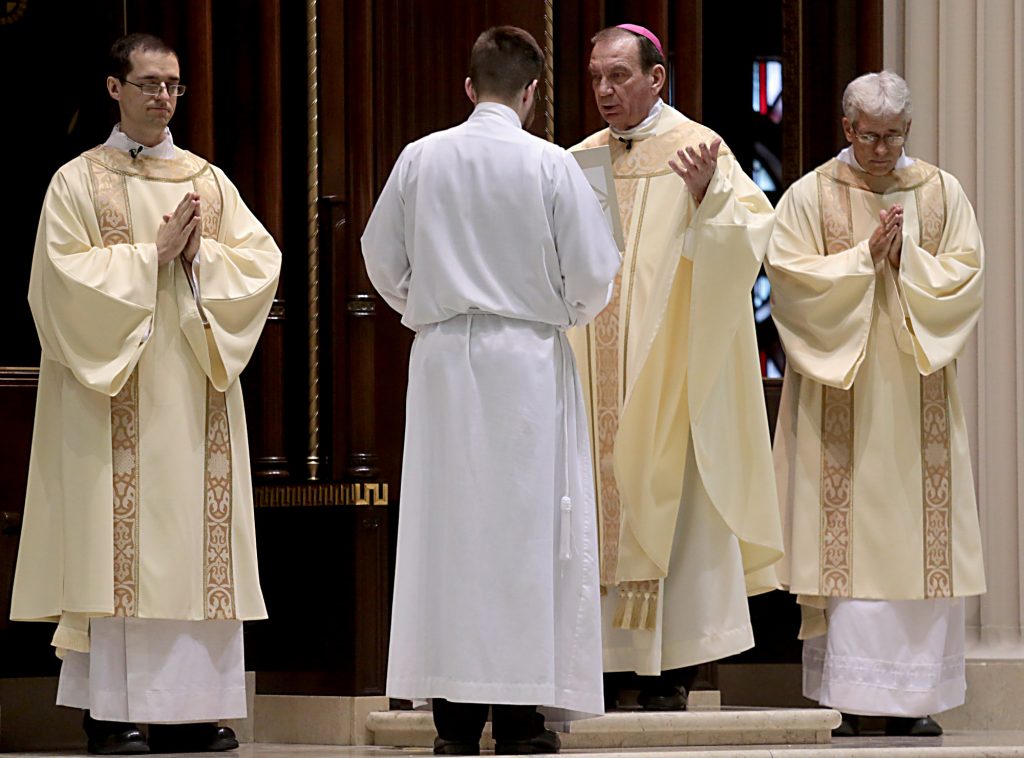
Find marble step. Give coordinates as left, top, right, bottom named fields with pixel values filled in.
left=365, top=707, right=841, bottom=749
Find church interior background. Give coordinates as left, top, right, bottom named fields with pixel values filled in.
left=1, top=0, right=1022, bottom=753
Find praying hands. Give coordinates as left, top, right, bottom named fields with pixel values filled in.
left=157, top=191, right=202, bottom=264
left=868, top=204, right=903, bottom=268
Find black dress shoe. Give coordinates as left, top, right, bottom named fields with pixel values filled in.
left=495, top=728, right=561, bottom=754
left=83, top=712, right=150, bottom=755
left=885, top=715, right=943, bottom=737
left=637, top=685, right=687, bottom=711
left=148, top=723, right=239, bottom=753
left=433, top=736, right=481, bottom=755
left=832, top=712, right=860, bottom=737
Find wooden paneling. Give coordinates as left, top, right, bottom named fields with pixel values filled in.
left=128, top=0, right=291, bottom=479
left=247, top=502, right=390, bottom=695
left=0, top=370, right=37, bottom=631
left=788, top=0, right=885, bottom=181
left=0, top=367, right=59, bottom=677
left=554, top=0, right=606, bottom=145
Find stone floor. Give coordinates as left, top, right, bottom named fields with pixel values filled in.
left=8, top=733, right=1024, bottom=757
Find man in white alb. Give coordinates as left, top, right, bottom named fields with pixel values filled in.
left=362, top=25, right=621, bottom=757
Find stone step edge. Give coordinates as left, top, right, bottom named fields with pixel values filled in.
left=549, top=749, right=1024, bottom=758
left=365, top=708, right=841, bottom=748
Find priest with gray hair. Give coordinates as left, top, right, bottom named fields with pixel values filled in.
left=766, top=70, right=985, bottom=737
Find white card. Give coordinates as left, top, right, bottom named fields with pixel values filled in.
left=572, top=145, right=625, bottom=251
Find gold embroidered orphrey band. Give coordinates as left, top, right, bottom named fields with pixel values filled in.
left=916, top=173, right=953, bottom=598
left=815, top=173, right=856, bottom=597
left=589, top=167, right=641, bottom=587
left=815, top=164, right=953, bottom=598
left=88, top=154, right=235, bottom=618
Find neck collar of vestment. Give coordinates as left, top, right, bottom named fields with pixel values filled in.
left=609, top=98, right=665, bottom=146
left=837, top=145, right=913, bottom=172
left=819, top=153, right=938, bottom=194
left=471, top=101, right=522, bottom=129
left=106, top=124, right=177, bottom=159
left=83, top=141, right=210, bottom=181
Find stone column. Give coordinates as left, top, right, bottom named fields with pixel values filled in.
left=884, top=0, right=1024, bottom=658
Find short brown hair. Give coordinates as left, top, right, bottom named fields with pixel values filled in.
left=109, top=33, right=177, bottom=80
left=469, top=26, right=544, bottom=100
left=591, top=27, right=664, bottom=73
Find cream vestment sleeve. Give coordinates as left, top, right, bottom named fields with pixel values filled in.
left=176, top=167, right=281, bottom=392
left=765, top=176, right=877, bottom=390
left=884, top=173, right=984, bottom=374
left=28, top=171, right=158, bottom=396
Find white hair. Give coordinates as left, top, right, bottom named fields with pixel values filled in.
left=842, top=71, right=912, bottom=124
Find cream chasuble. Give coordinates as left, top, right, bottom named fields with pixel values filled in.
left=766, top=155, right=985, bottom=636
left=569, top=103, right=784, bottom=649
left=12, top=144, right=281, bottom=651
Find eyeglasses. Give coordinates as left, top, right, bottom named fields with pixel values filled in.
left=853, top=130, right=905, bottom=146
left=120, top=79, right=186, bottom=97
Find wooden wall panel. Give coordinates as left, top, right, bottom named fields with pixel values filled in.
left=0, top=371, right=37, bottom=631
left=787, top=0, right=885, bottom=181
left=554, top=0, right=606, bottom=145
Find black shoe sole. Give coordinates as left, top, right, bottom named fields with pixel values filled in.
left=87, top=740, right=150, bottom=755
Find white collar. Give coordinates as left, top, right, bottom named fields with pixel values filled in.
left=104, top=124, right=176, bottom=160
left=609, top=98, right=664, bottom=144
left=837, top=145, right=914, bottom=172
left=471, top=101, right=522, bottom=128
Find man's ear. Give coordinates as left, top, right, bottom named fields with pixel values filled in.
left=107, top=76, right=122, bottom=101
left=841, top=116, right=855, bottom=143
left=650, top=64, right=666, bottom=95
left=465, top=77, right=477, bottom=105
left=525, top=79, right=538, bottom=104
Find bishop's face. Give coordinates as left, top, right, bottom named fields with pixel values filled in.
left=588, top=37, right=663, bottom=132
left=842, top=112, right=910, bottom=176
left=107, top=49, right=181, bottom=143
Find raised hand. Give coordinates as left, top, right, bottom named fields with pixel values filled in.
left=156, top=192, right=201, bottom=265
left=668, top=138, right=722, bottom=204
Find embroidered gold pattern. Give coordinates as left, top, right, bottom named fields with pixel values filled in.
left=192, top=166, right=224, bottom=239
left=816, top=173, right=854, bottom=254
left=88, top=161, right=133, bottom=246
left=915, top=174, right=946, bottom=255
left=820, top=157, right=940, bottom=195
left=916, top=170, right=952, bottom=598
left=921, top=370, right=953, bottom=597
left=204, top=386, right=236, bottom=619
left=816, top=173, right=856, bottom=596
left=592, top=186, right=630, bottom=585
left=111, top=372, right=141, bottom=616
left=83, top=145, right=209, bottom=182
left=88, top=158, right=141, bottom=615
left=597, top=120, right=730, bottom=179
left=819, top=385, right=855, bottom=596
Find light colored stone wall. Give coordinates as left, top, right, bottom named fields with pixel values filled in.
left=884, top=0, right=1024, bottom=661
